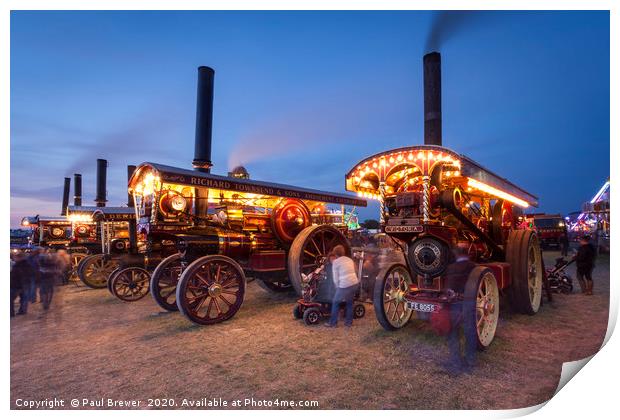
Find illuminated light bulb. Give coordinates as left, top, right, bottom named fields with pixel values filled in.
left=467, top=178, right=530, bottom=208
left=357, top=191, right=363, bottom=197
left=397, top=155, right=403, bottom=162
left=372, top=162, right=378, bottom=169
left=380, top=159, right=386, bottom=167
left=408, top=153, right=414, bottom=160
left=389, top=156, right=395, bottom=164
left=437, top=153, right=443, bottom=161
left=454, top=171, right=460, bottom=177
left=417, top=152, right=424, bottom=159
left=428, top=152, right=434, bottom=160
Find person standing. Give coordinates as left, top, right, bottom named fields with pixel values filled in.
left=325, top=245, right=360, bottom=328
left=56, top=249, right=71, bottom=285
left=27, top=248, right=41, bottom=304
left=559, top=231, right=569, bottom=257
left=38, top=250, right=61, bottom=310
left=11, top=252, right=35, bottom=316
left=573, top=235, right=597, bottom=295
left=442, top=242, right=477, bottom=375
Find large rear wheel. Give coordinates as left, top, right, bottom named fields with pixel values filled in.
left=506, top=230, right=543, bottom=314
left=287, top=224, right=350, bottom=298
left=78, top=254, right=119, bottom=289
left=150, top=253, right=184, bottom=312
left=176, top=255, right=246, bottom=325
left=373, top=264, right=414, bottom=330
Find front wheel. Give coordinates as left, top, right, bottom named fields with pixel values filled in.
left=111, top=267, right=151, bottom=302
left=373, top=264, right=413, bottom=330
left=150, top=253, right=184, bottom=311
left=176, top=255, right=246, bottom=326
left=463, top=266, right=500, bottom=350
left=78, top=254, right=119, bottom=289
left=67, top=252, right=88, bottom=286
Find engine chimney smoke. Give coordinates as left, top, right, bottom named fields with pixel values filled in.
left=95, top=159, right=107, bottom=207
left=61, top=177, right=71, bottom=216
left=74, top=174, right=82, bottom=206
left=193, top=66, right=215, bottom=173
left=423, top=52, right=442, bottom=146
left=127, top=165, right=136, bottom=207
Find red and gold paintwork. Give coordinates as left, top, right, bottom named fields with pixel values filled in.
left=128, top=162, right=366, bottom=277
left=346, top=145, right=538, bottom=301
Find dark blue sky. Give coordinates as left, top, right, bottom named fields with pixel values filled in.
left=10, top=11, right=609, bottom=227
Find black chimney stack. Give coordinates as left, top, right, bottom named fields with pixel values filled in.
left=423, top=52, right=442, bottom=146
left=61, top=177, right=71, bottom=216
left=74, top=174, right=82, bottom=206
left=127, top=164, right=138, bottom=253
left=127, top=165, right=136, bottom=207
left=193, top=66, right=215, bottom=173
left=95, top=159, right=107, bottom=207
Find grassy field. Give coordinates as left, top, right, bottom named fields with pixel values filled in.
left=10, top=251, right=609, bottom=410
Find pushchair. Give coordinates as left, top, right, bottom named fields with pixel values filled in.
left=293, top=255, right=366, bottom=326
left=546, top=257, right=574, bottom=294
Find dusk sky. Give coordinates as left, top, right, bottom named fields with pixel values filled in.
left=10, top=11, right=609, bottom=227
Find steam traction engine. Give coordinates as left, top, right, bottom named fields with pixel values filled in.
left=128, top=163, right=365, bottom=325
left=68, top=205, right=136, bottom=289
left=120, top=65, right=366, bottom=326
left=20, top=215, right=72, bottom=249
left=345, top=145, right=542, bottom=347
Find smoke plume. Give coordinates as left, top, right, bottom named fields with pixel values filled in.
left=425, top=11, right=486, bottom=52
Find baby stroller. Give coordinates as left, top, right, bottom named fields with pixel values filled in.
left=293, top=256, right=366, bottom=326
left=546, top=257, right=574, bottom=294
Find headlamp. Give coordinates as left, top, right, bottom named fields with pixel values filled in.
left=171, top=194, right=187, bottom=211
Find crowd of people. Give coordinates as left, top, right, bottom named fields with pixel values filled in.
left=10, top=248, right=70, bottom=317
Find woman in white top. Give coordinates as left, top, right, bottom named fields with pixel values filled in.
left=325, top=245, right=359, bottom=327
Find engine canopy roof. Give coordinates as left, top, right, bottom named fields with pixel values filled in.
left=129, top=162, right=367, bottom=208
left=345, top=145, right=538, bottom=208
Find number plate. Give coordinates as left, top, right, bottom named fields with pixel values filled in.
left=385, top=225, right=424, bottom=233
left=406, top=301, right=439, bottom=313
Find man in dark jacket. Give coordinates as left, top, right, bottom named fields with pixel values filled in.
left=442, top=242, right=477, bottom=374
left=573, top=235, right=597, bottom=295
left=10, top=253, right=35, bottom=316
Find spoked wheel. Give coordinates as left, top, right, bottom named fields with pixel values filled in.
left=255, top=275, right=293, bottom=293
left=78, top=254, right=120, bottom=289
left=464, top=266, right=500, bottom=350
left=506, top=230, right=543, bottom=314
left=67, top=252, right=87, bottom=286
left=111, top=267, right=151, bottom=302
left=150, top=253, right=184, bottom=312
left=373, top=264, right=413, bottom=330
left=176, top=255, right=246, bottom=326
left=288, top=224, right=350, bottom=297
left=107, top=268, right=123, bottom=295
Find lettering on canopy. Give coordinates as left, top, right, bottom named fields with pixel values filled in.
left=159, top=171, right=366, bottom=207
